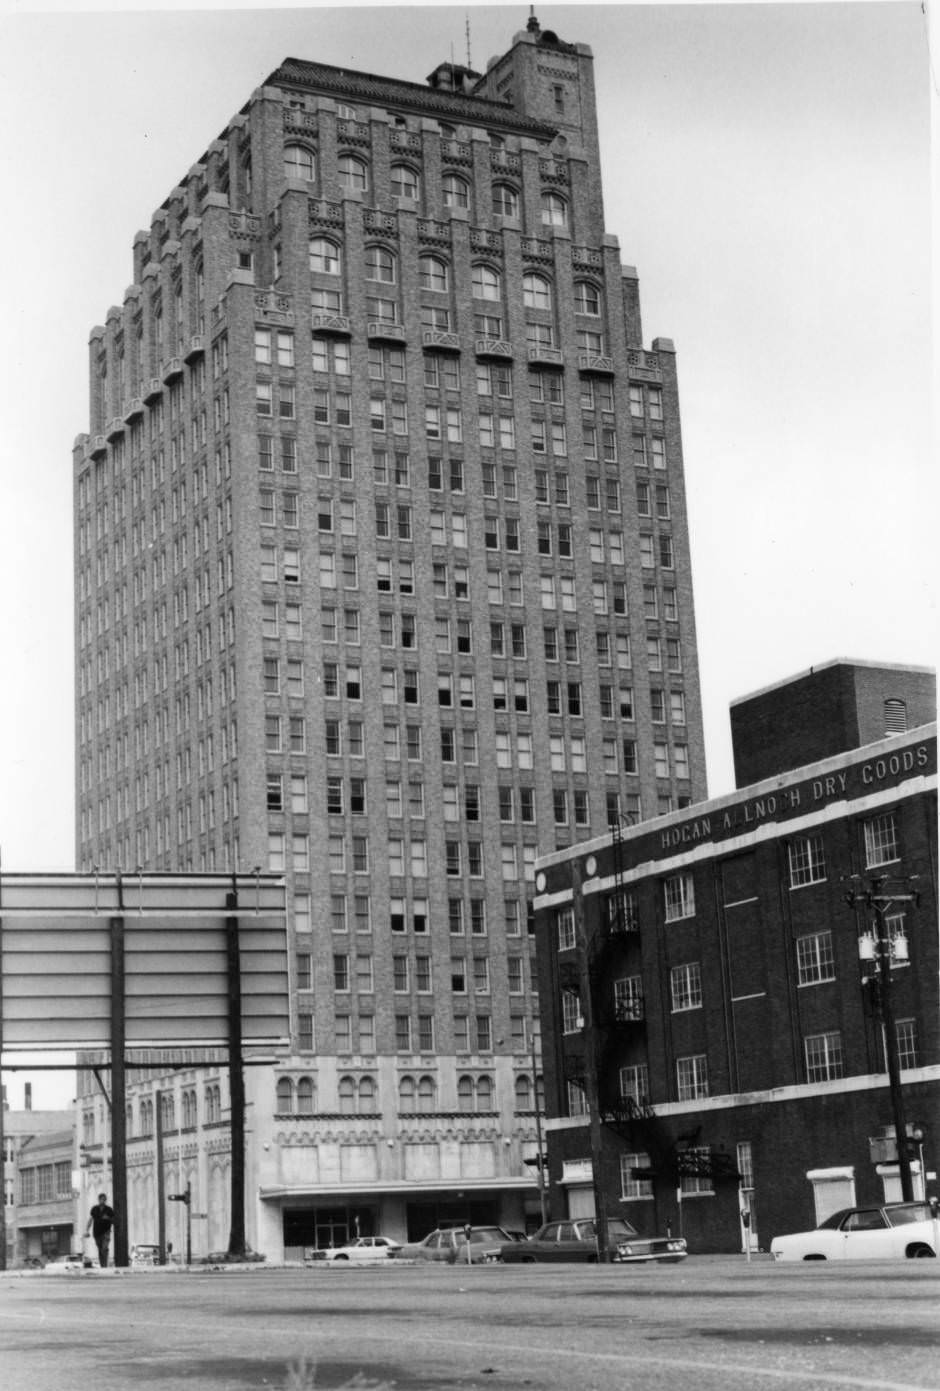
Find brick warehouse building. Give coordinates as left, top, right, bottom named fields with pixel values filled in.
left=71, top=17, right=707, bottom=1256
left=533, top=662, right=937, bottom=1253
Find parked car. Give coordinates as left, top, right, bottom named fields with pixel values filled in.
left=130, top=1244, right=160, bottom=1266
left=498, top=1217, right=687, bottom=1264
left=201, top=1248, right=266, bottom=1264
left=396, top=1225, right=515, bottom=1264
left=771, top=1202, right=938, bottom=1261
left=306, top=1236, right=401, bottom=1262
left=44, top=1252, right=85, bottom=1272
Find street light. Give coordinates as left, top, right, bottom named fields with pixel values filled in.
left=844, top=875, right=920, bottom=1202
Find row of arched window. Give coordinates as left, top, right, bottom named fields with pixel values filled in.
left=309, top=236, right=602, bottom=315
left=287, top=144, right=569, bottom=226
left=274, top=1073, right=543, bottom=1116
left=119, top=1083, right=222, bottom=1138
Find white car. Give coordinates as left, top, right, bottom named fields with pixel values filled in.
left=771, top=1201, right=938, bottom=1261
left=308, top=1236, right=401, bottom=1263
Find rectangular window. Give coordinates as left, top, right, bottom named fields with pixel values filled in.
left=557, top=906, right=575, bottom=951
left=670, top=962, right=702, bottom=1012
left=333, top=953, right=349, bottom=991
left=621, top=1152, right=654, bottom=1201
left=562, top=989, right=582, bottom=1034
left=788, top=834, right=827, bottom=888
left=676, top=1054, right=709, bottom=1101
left=896, top=1018, right=919, bottom=1069
left=664, top=872, right=695, bottom=922
left=864, top=813, right=899, bottom=868
left=619, top=1064, right=649, bottom=1107
left=796, top=931, right=836, bottom=986
left=804, top=1030, right=844, bottom=1083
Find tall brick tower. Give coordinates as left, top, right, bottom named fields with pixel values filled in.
left=72, top=17, right=707, bottom=1255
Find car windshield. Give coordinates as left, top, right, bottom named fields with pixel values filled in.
left=817, top=1209, right=852, bottom=1230
left=607, top=1219, right=639, bottom=1238
left=467, top=1228, right=506, bottom=1243
left=886, top=1204, right=931, bottom=1226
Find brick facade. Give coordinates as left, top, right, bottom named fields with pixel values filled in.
left=535, top=716, right=938, bottom=1253
left=73, top=20, right=706, bottom=1253
left=731, top=659, right=936, bottom=788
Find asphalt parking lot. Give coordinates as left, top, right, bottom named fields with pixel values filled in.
left=0, top=1257, right=937, bottom=1391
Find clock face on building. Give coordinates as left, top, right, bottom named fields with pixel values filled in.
left=535, top=872, right=547, bottom=893
left=585, top=856, right=597, bottom=878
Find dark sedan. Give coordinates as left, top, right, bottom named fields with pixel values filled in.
left=498, top=1217, right=687, bottom=1264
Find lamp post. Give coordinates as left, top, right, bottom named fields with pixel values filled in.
left=844, top=875, right=919, bottom=1203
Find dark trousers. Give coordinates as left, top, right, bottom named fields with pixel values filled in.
left=94, top=1232, right=111, bottom=1268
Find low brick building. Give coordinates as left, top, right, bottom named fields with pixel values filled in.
left=534, top=662, right=937, bottom=1252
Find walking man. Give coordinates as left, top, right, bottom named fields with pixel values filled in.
left=87, top=1192, right=115, bottom=1268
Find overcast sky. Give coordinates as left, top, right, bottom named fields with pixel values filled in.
left=0, top=0, right=934, bottom=1107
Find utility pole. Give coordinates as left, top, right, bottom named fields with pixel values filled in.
left=844, top=875, right=919, bottom=1202
left=226, top=879, right=246, bottom=1258
left=572, top=859, right=610, bottom=1262
left=528, top=1021, right=548, bottom=1225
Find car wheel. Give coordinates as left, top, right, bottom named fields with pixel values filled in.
left=334, top=1254, right=349, bottom=1261
left=802, top=1254, right=826, bottom=1261
left=907, top=1244, right=935, bottom=1259
left=519, top=1255, right=537, bottom=1264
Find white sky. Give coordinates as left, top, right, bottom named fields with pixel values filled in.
left=0, top=0, right=935, bottom=1108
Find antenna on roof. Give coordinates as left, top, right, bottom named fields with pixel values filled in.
left=466, top=12, right=472, bottom=68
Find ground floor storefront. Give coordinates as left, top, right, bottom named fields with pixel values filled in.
left=545, top=1069, right=940, bottom=1253
left=259, top=1178, right=541, bottom=1259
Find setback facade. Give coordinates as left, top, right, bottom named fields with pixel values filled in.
left=533, top=722, right=938, bottom=1253
left=72, top=19, right=706, bottom=1255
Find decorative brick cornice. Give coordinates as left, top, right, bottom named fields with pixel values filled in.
left=269, top=58, right=557, bottom=141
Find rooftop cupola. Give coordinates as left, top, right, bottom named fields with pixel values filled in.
left=425, top=61, right=481, bottom=95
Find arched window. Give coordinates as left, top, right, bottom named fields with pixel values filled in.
left=523, top=273, right=552, bottom=311
left=399, top=1075, right=416, bottom=1113
left=418, top=1075, right=437, bottom=1112
left=365, top=245, right=397, bottom=283
left=457, top=1075, right=474, bottom=1111
left=309, top=237, right=342, bottom=274
left=125, top=1104, right=134, bottom=1138
left=574, top=281, right=601, bottom=316
left=284, top=144, right=316, bottom=181
left=419, top=255, right=449, bottom=292
left=339, top=1075, right=356, bottom=1114
left=338, top=154, right=368, bottom=192
left=476, top=1075, right=494, bottom=1111
left=471, top=264, right=501, bottom=301
left=161, top=1093, right=175, bottom=1130
left=540, top=191, right=568, bottom=228
left=514, top=1075, right=532, bottom=1111
left=358, top=1076, right=376, bottom=1111
left=391, top=164, right=420, bottom=200
left=276, top=1077, right=293, bottom=1113
left=442, top=173, right=469, bottom=209
left=492, top=184, right=518, bottom=218
left=296, top=1076, right=315, bottom=1114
